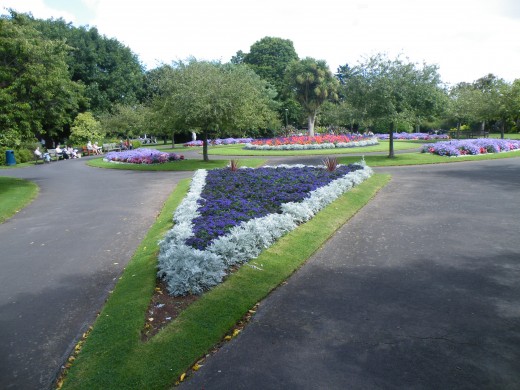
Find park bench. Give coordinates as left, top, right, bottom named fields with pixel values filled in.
left=46, top=149, right=61, bottom=162
left=102, top=143, right=121, bottom=152
left=449, top=129, right=490, bottom=139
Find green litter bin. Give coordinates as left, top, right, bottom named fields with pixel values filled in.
left=5, top=150, right=16, bottom=166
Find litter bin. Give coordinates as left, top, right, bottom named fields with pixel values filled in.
left=5, top=150, right=16, bottom=166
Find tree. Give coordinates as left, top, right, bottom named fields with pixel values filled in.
left=27, top=13, right=145, bottom=114
left=69, top=112, right=104, bottom=145
left=345, top=54, right=445, bottom=157
left=0, top=13, right=84, bottom=147
left=157, top=60, right=278, bottom=161
left=243, top=37, right=298, bottom=93
left=99, top=104, right=148, bottom=141
left=284, top=58, right=339, bottom=136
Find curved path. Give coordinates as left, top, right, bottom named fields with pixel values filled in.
left=0, top=158, right=192, bottom=389
left=181, top=157, right=520, bottom=389
left=1, top=153, right=520, bottom=389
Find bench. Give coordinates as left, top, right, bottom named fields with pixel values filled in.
left=102, top=143, right=121, bottom=152
left=34, top=152, right=48, bottom=164
left=46, top=149, right=61, bottom=162
left=449, top=130, right=490, bottom=139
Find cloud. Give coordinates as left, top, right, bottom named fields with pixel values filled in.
left=2, top=0, right=520, bottom=84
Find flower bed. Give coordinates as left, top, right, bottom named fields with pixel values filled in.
left=158, top=162, right=373, bottom=296
left=104, top=148, right=184, bottom=164
left=377, top=132, right=449, bottom=140
left=422, top=138, right=520, bottom=157
left=244, top=134, right=378, bottom=150
left=184, top=138, right=253, bottom=147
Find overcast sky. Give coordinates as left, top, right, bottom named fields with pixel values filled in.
left=3, top=0, right=520, bottom=86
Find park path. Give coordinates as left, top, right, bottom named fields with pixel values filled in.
left=2, top=152, right=520, bottom=389
left=0, top=158, right=192, bottom=389
left=182, top=157, right=520, bottom=389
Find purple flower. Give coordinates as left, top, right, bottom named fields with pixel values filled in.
left=185, top=165, right=363, bottom=250
left=105, top=148, right=184, bottom=164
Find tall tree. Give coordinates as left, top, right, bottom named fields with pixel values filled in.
left=155, top=60, right=278, bottom=161
left=0, top=13, right=84, bottom=147
left=27, top=13, right=145, bottom=114
left=243, top=37, right=298, bottom=93
left=345, top=54, right=445, bottom=157
left=284, top=57, right=339, bottom=136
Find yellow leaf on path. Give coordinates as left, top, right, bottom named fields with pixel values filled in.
left=180, top=373, right=186, bottom=382
left=224, top=335, right=232, bottom=341
left=193, top=363, right=201, bottom=371
left=232, top=329, right=241, bottom=337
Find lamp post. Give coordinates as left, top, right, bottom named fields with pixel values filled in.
left=285, top=108, right=288, bottom=128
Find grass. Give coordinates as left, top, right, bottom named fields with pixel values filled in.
left=488, top=132, right=520, bottom=139
left=204, top=141, right=420, bottom=156
left=86, top=157, right=267, bottom=170
left=60, top=173, right=390, bottom=389
left=0, top=177, right=39, bottom=223
left=337, top=149, right=520, bottom=167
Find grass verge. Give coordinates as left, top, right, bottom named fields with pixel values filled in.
left=205, top=141, right=419, bottom=156
left=86, top=158, right=267, bottom=170
left=338, top=150, right=520, bottom=166
left=61, top=173, right=391, bottom=389
left=0, top=177, right=39, bottom=223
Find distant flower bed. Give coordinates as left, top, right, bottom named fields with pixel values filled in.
left=184, top=138, right=253, bottom=147
left=244, top=134, right=378, bottom=150
left=104, top=148, right=184, bottom=164
left=158, top=162, right=373, bottom=296
left=377, top=132, right=449, bottom=140
left=422, top=139, right=520, bottom=157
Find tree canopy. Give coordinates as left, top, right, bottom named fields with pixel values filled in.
left=343, top=54, right=445, bottom=157
left=0, top=13, right=84, bottom=147
left=152, top=60, right=279, bottom=160
left=284, top=57, right=339, bottom=136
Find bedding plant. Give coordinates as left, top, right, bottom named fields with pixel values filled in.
left=158, top=161, right=373, bottom=296
left=104, top=148, right=184, bottom=164
left=422, top=138, right=520, bottom=156
left=244, top=134, right=377, bottom=151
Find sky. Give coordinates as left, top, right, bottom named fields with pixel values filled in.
left=2, top=0, right=520, bottom=86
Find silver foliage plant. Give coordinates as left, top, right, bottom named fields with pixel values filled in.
left=158, top=162, right=373, bottom=296
left=243, top=138, right=378, bottom=150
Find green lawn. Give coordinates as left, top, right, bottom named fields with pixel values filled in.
left=87, top=157, right=267, bottom=170
left=338, top=149, right=520, bottom=167
left=60, top=174, right=390, bottom=389
left=0, top=177, right=39, bottom=223
left=204, top=140, right=420, bottom=156
left=488, top=132, right=520, bottom=139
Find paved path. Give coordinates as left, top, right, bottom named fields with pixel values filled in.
left=0, top=158, right=191, bottom=389
left=182, top=158, right=520, bottom=389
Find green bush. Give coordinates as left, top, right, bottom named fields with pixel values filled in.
left=131, top=140, right=142, bottom=149
left=1, top=146, right=39, bottom=165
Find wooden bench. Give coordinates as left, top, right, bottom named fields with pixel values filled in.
left=46, top=149, right=61, bottom=162
left=102, top=143, right=121, bottom=152
left=449, top=130, right=490, bottom=139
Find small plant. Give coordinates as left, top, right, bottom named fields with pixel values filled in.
left=322, top=157, right=338, bottom=171
left=229, top=159, right=240, bottom=171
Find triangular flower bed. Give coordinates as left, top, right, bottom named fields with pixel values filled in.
left=158, top=162, right=373, bottom=296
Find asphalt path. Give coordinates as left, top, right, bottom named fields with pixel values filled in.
left=0, top=157, right=191, bottom=389
left=182, top=158, right=520, bottom=389
left=1, top=153, right=520, bottom=389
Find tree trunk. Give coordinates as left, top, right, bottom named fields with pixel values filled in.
left=171, top=130, right=175, bottom=148
left=481, top=121, right=485, bottom=132
left=388, top=122, right=395, bottom=158
left=456, top=122, right=461, bottom=140
left=500, top=119, right=505, bottom=139
left=307, top=113, right=316, bottom=137
left=203, top=130, right=209, bottom=162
